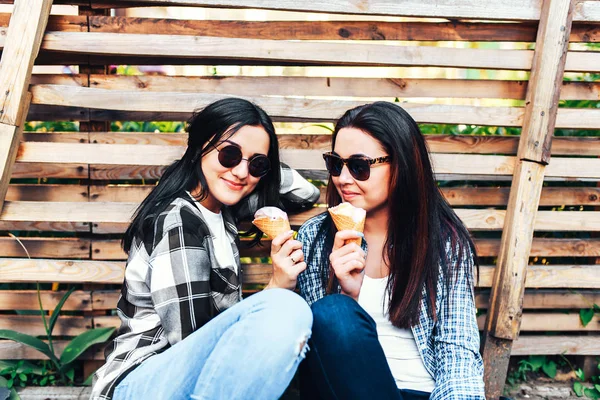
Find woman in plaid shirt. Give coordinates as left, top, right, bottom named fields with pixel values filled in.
left=92, top=98, right=319, bottom=400
left=297, top=102, right=485, bottom=400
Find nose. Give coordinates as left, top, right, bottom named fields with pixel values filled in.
left=230, top=159, right=249, bottom=179
left=337, top=164, right=354, bottom=184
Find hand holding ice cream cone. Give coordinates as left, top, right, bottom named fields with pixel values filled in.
left=327, top=203, right=367, bottom=296
left=253, top=207, right=306, bottom=290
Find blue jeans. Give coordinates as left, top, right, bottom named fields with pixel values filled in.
left=113, top=288, right=312, bottom=400
left=300, top=294, right=431, bottom=400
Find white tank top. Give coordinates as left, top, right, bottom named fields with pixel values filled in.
left=357, top=275, right=435, bottom=392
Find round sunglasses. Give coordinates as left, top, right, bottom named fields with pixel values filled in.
left=212, top=142, right=271, bottom=178
left=323, top=152, right=390, bottom=181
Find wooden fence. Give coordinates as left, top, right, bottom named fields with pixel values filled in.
left=0, top=1, right=599, bottom=398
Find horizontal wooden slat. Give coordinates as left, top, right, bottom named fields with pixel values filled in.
left=6, top=184, right=88, bottom=202
left=476, top=289, right=600, bottom=309
left=14, top=142, right=600, bottom=179
left=79, top=0, right=600, bottom=23
left=0, top=237, right=90, bottom=258
left=90, top=287, right=600, bottom=311
left=511, top=335, right=600, bottom=356
left=0, top=334, right=595, bottom=360
left=22, top=132, right=88, bottom=143
left=83, top=16, right=600, bottom=43
left=0, top=334, right=594, bottom=359
left=92, top=237, right=600, bottom=260
left=0, top=14, right=86, bottom=32
left=11, top=163, right=88, bottom=179
left=0, top=221, right=90, bottom=232
left=95, top=312, right=598, bottom=333
left=0, top=259, right=124, bottom=284
left=29, top=85, right=600, bottom=128
left=84, top=131, right=600, bottom=157
left=0, top=315, right=93, bottom=336
left=476, top=238, right=600, bottom=258
left=13, top=31, right=600, bottom=71
left=1, top=15, right=597, bottom=44
left=86, top=74, right=600, bottom=101
left=0, top=290, right=92, bottom=311
left=442, top=187, right=600, bottom=207
left=242, top=264, right=600, bottom=288
left=0, top=339, right=103, bottom=360
left=91, top=290, right=119, bottom=311
left=476, top=313, right=600, bottom=331
left=3, top=203, right=598, bottom=231
left=1, top=259, right=597, bottom=288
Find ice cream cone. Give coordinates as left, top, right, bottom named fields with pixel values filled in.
left=328, top=203, right=366, bottom=246
left=252, top=216, right=291, bottom=239
left=252, top=206, right=291, bottom=239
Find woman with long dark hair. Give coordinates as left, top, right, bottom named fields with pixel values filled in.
left=297, top=102, right=484, bottom=400
left=92, top=98, right=319, bottom=400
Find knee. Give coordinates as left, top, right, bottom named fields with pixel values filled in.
left=257, top=289, right=312, bottom=356
left=259, top=289, right=312, bottom=333
left=310, top=294, right=375, bottom=350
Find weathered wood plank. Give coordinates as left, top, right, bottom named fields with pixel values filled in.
left=0, top=290, right=92, bottom=311
left=11, top=163, right=88, bottom=179
left=6, top=184, right=88, bottom=202
left=86, top=75, right=600, bottom=101
left=0, top=339, right=103, bottom=360
left=0, top=259, right=124, bottom=284
left=84, top=131, right=600, bottom=157
left=4, top=204, right=595, bottom=232
left=92, top=237, right=600, bottom=260
left=442, top=187, right=600, bottom=207
left=0, top=334, right=593, bottom=360
left=0, top=237, right=90, bottom=258
left=243, top=263, right=600, bottom=288
left=0, top=13, right=86, bottom=32
left=0, top=260, right=597, bottom=288
left=13, top=141, right=600, bottom=179
left=83, top=0, right=600, bottom=23
left=29, top=85, right=600, bottom=128
left=1, top=14, right=598, bottom=44
left=0, top=315, right=94, bottom=336
left=511, top=335, right=600, bottom=356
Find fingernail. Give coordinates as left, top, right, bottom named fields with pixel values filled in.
left=355, top=231, right=364, bottom=237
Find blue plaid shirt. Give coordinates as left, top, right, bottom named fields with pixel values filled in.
left=297, top=213, right=485, bottom=400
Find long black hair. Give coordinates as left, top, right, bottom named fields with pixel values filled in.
left=123, top=97, right=281, bottom=253
left=309, top=101, right=478, bottom=328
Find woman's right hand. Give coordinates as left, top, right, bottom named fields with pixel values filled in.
left=266, top=230, right=306, bottom=290
left=329, top=230, right=366, bottom=300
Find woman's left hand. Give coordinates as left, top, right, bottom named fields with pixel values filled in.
left=266, top=230, right=307, bottom=290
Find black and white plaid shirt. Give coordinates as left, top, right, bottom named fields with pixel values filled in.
left=92, top=166, right=319, bottom=399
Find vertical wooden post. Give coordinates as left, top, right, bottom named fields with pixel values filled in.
left=0, top=0, right=53, bottom=213
left=482, top=1, right=574, bottom=398
left=79, top=4, right=111, bottom=382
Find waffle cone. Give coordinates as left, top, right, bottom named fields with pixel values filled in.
left=252, top=216, right=291, bottom=239
left=329, top=211, right=365, bottom=246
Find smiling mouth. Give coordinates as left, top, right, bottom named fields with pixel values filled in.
left=222, top=178, right=246, bottom=190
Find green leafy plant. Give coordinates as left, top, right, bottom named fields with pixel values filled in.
left=0, top=286, right=115, bottom=387
left=580, top=304, right=600, bottom=328
left=572, top=361, right=600, bottom=399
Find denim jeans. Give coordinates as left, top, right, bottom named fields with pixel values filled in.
left=113, top=288, right=313, bottom=400
left=300, top=294, right=431, bottom=400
